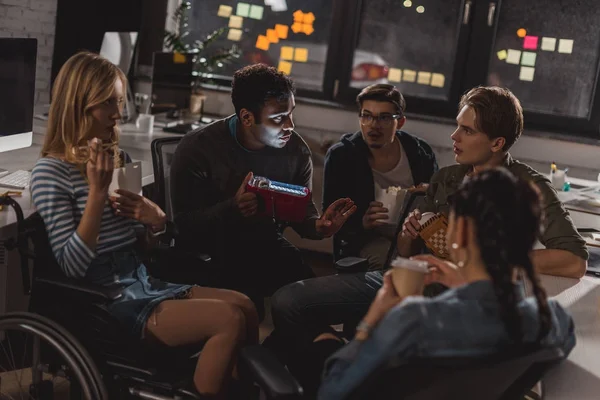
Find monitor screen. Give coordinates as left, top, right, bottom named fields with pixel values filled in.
left=151, top=52, right=193, bottom=112
left=99, top=31, right=138, bottom=75
left=0, top=38, right=36, bottom=153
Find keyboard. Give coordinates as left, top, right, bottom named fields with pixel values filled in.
left=0, top=170, right=31, bottom=190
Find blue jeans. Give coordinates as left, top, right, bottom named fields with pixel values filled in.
left=271, top=271, right=384, bottom=346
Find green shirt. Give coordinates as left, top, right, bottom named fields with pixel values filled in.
left=420, top=154, right=588, bottom=261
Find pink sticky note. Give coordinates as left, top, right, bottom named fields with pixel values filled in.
left=523, top=36, right=538, bottom=50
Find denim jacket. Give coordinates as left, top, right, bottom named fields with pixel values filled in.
left=318, top=280, right=576, bottom=400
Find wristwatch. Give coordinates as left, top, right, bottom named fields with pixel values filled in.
left=354, top=320, right=373, bottom=341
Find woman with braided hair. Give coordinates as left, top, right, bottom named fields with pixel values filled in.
left=317, top=168, right=575, bottom=400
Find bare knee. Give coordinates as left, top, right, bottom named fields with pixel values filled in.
left=218, top=302, right=247, bottom=341
left=232, top=292, right=257, bottom=320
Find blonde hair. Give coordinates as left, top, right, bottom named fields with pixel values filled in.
left=42, top=51, right=127, bottom=168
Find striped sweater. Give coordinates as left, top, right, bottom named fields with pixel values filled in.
left=31, top=157, right=140, bottom=278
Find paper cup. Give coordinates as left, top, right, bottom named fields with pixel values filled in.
left=376, top=188, right=407, bottom=224
left=390, top=257, right=429, bottom=297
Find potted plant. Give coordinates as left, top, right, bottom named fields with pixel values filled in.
left=163, top=1, right=241, bottom=115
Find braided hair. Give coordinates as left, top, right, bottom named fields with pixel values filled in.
left=449, top=168, right=552, bottom=344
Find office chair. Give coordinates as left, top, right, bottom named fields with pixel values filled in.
left=239, top=344, right=564, bottom=400
left=150, top=137, right=182, bottom=220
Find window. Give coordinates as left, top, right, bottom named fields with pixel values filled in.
left=187, top=0, right=335, bottom=93
left=487, top=0, right=600, bottom=118
left=350, top=0, right=464, bottom=101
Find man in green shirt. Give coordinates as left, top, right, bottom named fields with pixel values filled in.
left=400, top=86, right=588, bottom=278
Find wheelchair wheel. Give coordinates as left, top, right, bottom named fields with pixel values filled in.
left=0, top=312, right=107, bottom=399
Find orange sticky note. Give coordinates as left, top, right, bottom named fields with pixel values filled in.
left=266, top=28, right=279, bottom=43
left=173, top=53, right=186, bottom=64
left=303, top=12, right=315, bottom=24
left=293, top=10, right=304, bottom=22
left=302, top=24, right=314, bottom=35
left=255, top=35, right=270, bottom=51
left=294, top=48, right=308, bottom=62
left=278, top=60, right=292, bottom=75
left=275, top=24, right=289, bottom=39
left=291, top=22, right=303, bottom=33
left=280, top=46, right=294, bottom=60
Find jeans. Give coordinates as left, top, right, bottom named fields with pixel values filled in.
left=271, top=271, right=384, bottom=346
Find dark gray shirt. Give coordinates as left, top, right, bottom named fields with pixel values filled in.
left=170, top=115, right=320, bottom=256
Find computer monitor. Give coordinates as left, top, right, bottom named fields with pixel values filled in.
left=0, top=38, right=36, bottom=154
left=99, top=31, right=138, bottom=75
left=151, top=52, right=193, bottom=113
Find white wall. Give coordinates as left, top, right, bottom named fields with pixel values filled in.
left=0, top=0, right=58, bottom=105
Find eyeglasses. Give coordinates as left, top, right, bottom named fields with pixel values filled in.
left=359, top=113, right=402, bottom=126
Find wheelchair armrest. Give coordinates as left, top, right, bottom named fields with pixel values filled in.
left=35, top=276, right=123, bottom=302
left=240, top=345, right=303, bottom=399
left=335, top=257, right=369, bottom=273
left=189, top=251, right=211, bottom=263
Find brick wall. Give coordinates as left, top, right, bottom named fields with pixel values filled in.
left=0, top=0, right=57, bottom=105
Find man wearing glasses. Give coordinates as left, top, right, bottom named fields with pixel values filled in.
left=322, top=84, right=438, bottom=270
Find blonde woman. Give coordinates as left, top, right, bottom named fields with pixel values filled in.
left=30, top=52, right=258, bottom=399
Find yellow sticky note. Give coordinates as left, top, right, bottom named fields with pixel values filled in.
left=403, top=69, right=416, bottom=82
left=227, top=28, right=243, bottom=41
left=506, top=49, right=521, bottom=65
left=275, top=24, right=289, bottom=39
left=217, top=5, right=233, bottom=17
left=266, top=28, right=279, bottom=43
left=255, top=35, right=270, bottom=51
left=558, top=39, right=574, bottom=54
left=278, top=60, right=292, bottom=75
left=229, top=15, right=243, bottom=29
left=294, top=48, right=308, bottom=62
left=497, top=50, right=507, bottom=60
left=431, top=73, right=445, bottom=88
left=417, top=71, right=431, bottom=85
left=519, top=66, right=535, bottom=81
left=280, top=46, right=294, bottom=60
left=173, top=52, right=186, bottom=64
left=541, top=37, right=556, bottom=51
left=388, top=68, right=402, bottom=82
left=249, top=4, right=264, bottom=20
left=236, top=2, right=250, bottom=17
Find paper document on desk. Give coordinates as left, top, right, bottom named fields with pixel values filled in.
left=108, top=162, right=142, bottom=196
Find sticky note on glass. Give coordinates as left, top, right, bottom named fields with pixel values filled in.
left=541, top=37, right=556, bottom=52
left=249, top=5, right=264, bottom=19
left=303, top=12, right=315, bottom=24
left=291, top=22, right=303, bottom=33
left=403, top=69, right=416, bottom=82
left=558, top=39, right=574, bottom=54
left=227, top=28, right=243, bottom=41
left=255, top=35, right=270, bottom=51
left=302, top=24, right=314, bottom=35
left=266, top=29, right=279, bottom=43
left=236, top=2, right=250, bottom=17
left=217, top=5, right=233, bottom=17
left=388, top=68, right=402, bottom=82
left=280, top=46, right=294, bottom=60
left=506, top=49, right=521, bottom=65
left=293, top=10, right=305, bottom=22
left=173, top=53, right=186, bottom=64
left=519, top=66, right=535, bottom=82
left=523, top=36, right=538, bottom=50
left=497, top=50, right=507, bottom=60
left=271, top=0, right=288, bottom=12
left=294, top=48, right=308, bottom=62
left=431, top=73, right=445, bottom=88
left=417, top=72, right=432, bottom=85
left=521, top=51, right=537, bottom=67
left=278, top=60, right=292, bottom=75
left=229, top=15, right=243, bottom=28
left=275, top=24, right=289, bottom=39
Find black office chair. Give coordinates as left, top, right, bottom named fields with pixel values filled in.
left=150, top=136, right=182, bottom=220
left=239, top=344, right=565, bottom=400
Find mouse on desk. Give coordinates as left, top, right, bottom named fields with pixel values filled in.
left=166, top=109, right=181, bottom=119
